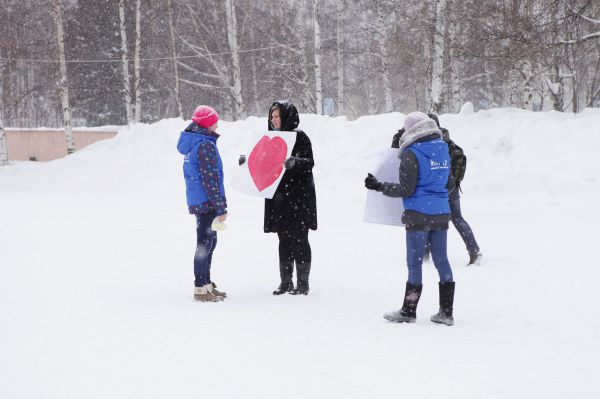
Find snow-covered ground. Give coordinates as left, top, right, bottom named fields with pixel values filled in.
left=1, top=108, right=599, bottom=398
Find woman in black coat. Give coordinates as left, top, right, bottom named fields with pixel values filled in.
left=265, top=101, right=317, bottom=295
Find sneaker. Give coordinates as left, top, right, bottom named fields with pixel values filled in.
left=273, top=282, right=294, bottom=295
left=383, top=309, right=416, bottom=323
left=194, top=285, right=224, bottom=302
left=210, top=282, right=227, bottom=298
left=430, top=311, right=454, bottom=326
left=467, top=251, right=482, bottom=266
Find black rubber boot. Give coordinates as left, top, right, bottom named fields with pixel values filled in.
left=273, top=281, right=294, bottom=295
left=383, top=282, right=423, bottom=323
left=291, top=262, right=311, bottom=295
left=431, top=281, right=455, bottom=326
left=273, top=261, right=294, bottom=295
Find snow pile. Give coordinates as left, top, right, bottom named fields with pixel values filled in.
left=1, top=109, right=599, bottom=398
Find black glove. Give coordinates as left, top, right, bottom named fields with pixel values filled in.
left=238, top=154, right=246, bottom=166
left=365, top=173, right=382, bottom=191
left=284, top=156, right=296, bottom=169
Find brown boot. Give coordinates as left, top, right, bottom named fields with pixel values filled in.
left=194, top=285, right=224, bottom=302
left=210, top=282, right=227, bottom=298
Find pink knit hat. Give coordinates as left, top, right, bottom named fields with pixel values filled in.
left=192, top=105, right=219, bottom=128
left=403, top=111, right=430, bottom=131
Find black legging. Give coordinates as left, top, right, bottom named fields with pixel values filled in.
left=277, top=230, right=311, bottom=267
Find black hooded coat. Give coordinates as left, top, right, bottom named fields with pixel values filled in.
left=264, top=101, right=317, bottom=233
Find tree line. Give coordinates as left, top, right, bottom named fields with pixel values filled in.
left=1, top=0, right=599, bottom=133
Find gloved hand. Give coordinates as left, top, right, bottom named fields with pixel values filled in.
left=284, top=156, right=296, bottom=169
left=238, top=155, right=246, bottom=166
left=364, top=173, right=382, bottom=191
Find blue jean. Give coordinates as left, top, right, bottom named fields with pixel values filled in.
left=406, top=229, right=453, bottom=285
left=194, top=213, right=218, bottom=287
left=449, top=190, right=480, bottom=255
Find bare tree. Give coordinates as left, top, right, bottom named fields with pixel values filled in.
left=133, top=0, right=142, bottom=122
left=375, top=0, right=393, bottom=113
left=178, top=0, right=247, bottom=120
left=225, top=0, right=246, bottom=119
left=52, top=0, right=75, bottom=154
left=446, top=0, right=462, bottom=112
left=361, top=8, right=377, bottom=115
left=167, top=0, right=183, bottom=118
left=336, top=0, right=346, bottom=115
left=560, top=0, right=600, bottom=45
left=0, top=54, right=7, bottom=165
left=118, top=0, right=134, bottom=124
left=4, top=0, right=600, bottom=128
left=247, top=24, right=262, bottom=117
left=430, top=0, right=448, bottom=113
left=0, top=95, right=7, bottom=165
left=313, top=0, right=323, bottom=115
left=116, top=0, right=142, bottom=123
left=297, top=2, right=315, bottom=112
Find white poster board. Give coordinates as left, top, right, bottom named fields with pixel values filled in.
left=363, top=148, right=405, bottom=226
left=231, top=131, right=297, bottom=199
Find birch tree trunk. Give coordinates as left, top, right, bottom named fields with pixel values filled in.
left=449, top=45, right=461, bottom=111
left=571, top=75, right=579, bottom=112
left=545, top=0, right=565, bottom=111
left=361, top=10, right=375, bottom=115
left=0, top=108, right=7, bottom=166
left=521, top=59, right=533, bottom=109
left=430, top=0, right=448, bottom=114
left=376, top=0, right=393, bottom=113
left=0, top=51, right=8, bottom=165
left=249, top=28, right=261, bottom=117
left=336, top=0, right=345, bottom=115
left=564, top=35, right=579, bottom=112
left=299, top=40, right=314, bottom=112
left=421, top=1, right=432, bottom=110
left=483, top=43, right=494, bottom=108
left=225, top=0, right=246, bottom=120
left=167, top=0, right=182, bottom=118
left=313, top=0, right=323, bottom=115
left=119, top=0, right=133, bottom=125
left=547, top=65, right=565, bottom=111
left=52, top=0, right=75, bottom=154
left=447, top=3, right=461, bottom=112
left=133, top=0, right=141, bottom=123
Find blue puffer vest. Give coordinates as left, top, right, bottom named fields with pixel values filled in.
left=402, top=139, right=451, bottom=215
left=176, top=126, right=225, bottom=208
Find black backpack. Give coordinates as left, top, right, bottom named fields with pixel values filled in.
left=448, top=140, right=467, bottom=184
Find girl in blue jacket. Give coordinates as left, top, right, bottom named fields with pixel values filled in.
left=177, top=105, right=227, bottom=302
left=365, top=112, right=455, bottom=325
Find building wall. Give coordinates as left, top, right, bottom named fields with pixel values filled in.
left=5, top=130, right=118, bottom=161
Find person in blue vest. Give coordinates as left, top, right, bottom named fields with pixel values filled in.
left=364, top=111, right=456, bottom=326
left=177, top=105, right=227, bottom=302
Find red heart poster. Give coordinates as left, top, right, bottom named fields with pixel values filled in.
left=248, top=135, right=288, bottom=191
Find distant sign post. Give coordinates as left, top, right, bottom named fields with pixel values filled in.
left=323, top=97, right=335, bottom=116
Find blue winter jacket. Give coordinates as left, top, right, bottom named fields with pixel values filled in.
left=176, top=124, right=226, bottom=214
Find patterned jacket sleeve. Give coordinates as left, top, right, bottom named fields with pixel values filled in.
left=197, top=141, right=227, bottom=215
